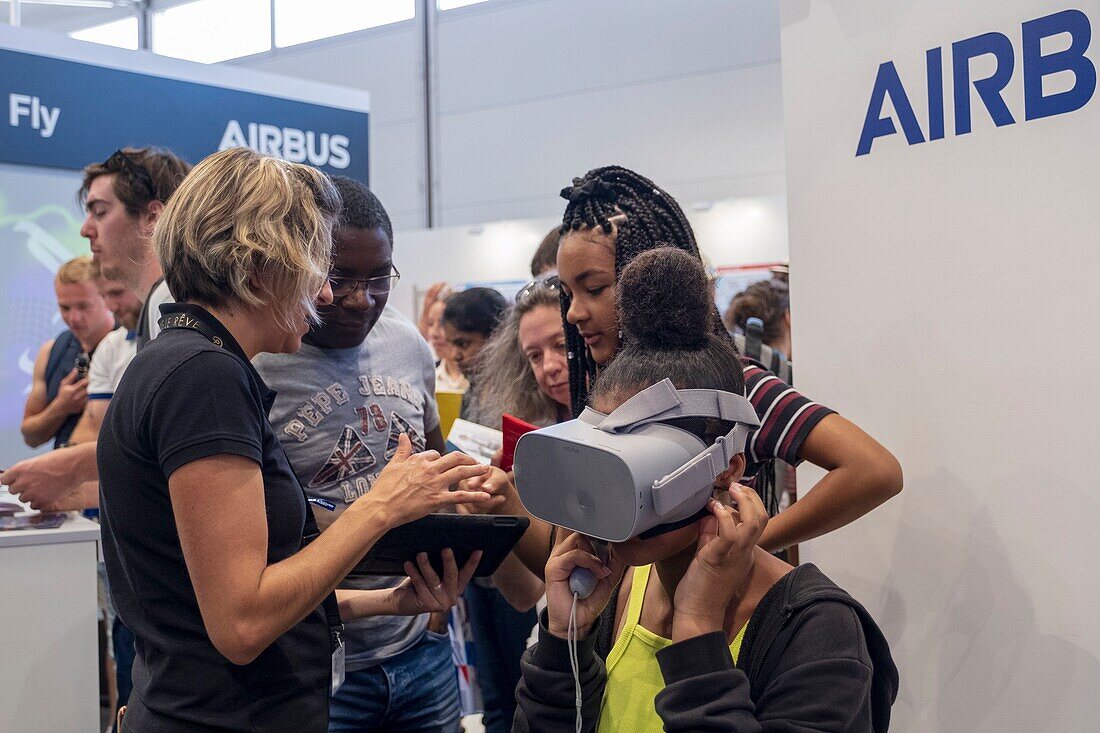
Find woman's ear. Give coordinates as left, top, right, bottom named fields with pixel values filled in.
left=247, top=271, right=272, bottom=299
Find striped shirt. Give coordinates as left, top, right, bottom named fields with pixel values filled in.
left=741, top=357, right=835, bottom=479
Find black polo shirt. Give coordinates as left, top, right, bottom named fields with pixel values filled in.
left=98, top=302, right=330, bottom=732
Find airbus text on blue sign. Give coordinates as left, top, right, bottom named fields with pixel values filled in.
left=1, top=48, right=369, bottom=181
left=857, top=9, right=1095, bottom=156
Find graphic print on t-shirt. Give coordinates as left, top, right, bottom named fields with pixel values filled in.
left=308, top=425, right=377, bottom=488
left=385, top=411, right=426, bottom=460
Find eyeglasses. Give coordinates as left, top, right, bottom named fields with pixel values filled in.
left=328, top=266, right=401, bottom=298
left=103, top=149, right=157, bottom=201
left=515, top=275, right=561, bottom=305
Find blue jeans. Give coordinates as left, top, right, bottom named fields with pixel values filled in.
left=328, top=629, right=460, bottom=732
left=464, top=584, right=538, bottom=733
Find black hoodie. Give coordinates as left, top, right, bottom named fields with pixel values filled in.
left=513, top=563, right=899, bottom=732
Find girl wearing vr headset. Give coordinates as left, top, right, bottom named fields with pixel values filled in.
left=482, top=165, right=902, bottom=578
left=554, top=165, right=901, bottom=553
left=512, top=249, right=898, bottom=732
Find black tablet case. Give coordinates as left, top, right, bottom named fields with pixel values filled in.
left=345, top=513, right=530, bottom=579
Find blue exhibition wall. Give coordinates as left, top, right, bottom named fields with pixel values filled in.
left=0, top=32, right=369, bottom=468
left=1, top=47, right=370, bottom=180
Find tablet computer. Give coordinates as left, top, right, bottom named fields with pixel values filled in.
left=345, top=513, right=530, bottom=580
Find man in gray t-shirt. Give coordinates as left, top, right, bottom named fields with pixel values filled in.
left=256, top=309, right=440, bottom=664
left=254, top=178, right=459, bottom=732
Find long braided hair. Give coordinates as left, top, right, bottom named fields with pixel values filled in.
left=557, top=165, right=780, bottom=515
left=558, top=165, right=715, bottom=415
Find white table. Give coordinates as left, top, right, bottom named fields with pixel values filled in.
left=0, top=513, right=101, bottom=733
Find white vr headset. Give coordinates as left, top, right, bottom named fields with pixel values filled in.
left=513, top=378, right=761, bottom=543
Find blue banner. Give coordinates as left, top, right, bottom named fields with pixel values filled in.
left=0, top=47, right=369, bottom=181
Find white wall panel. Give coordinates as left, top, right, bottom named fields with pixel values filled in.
left=368, top=120, right=427, bottom=229
left=435, top=0, right=780, bottom=114
left=436, top=62, right=786, bottom=225
left=225, top=0, right=785, bottom=237
left=232, top=24, right=421, bottom=124
left=782, top=1, right=1100, bottom=730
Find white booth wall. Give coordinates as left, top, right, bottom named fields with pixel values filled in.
left=231, top=0, right=786, bottom=232
left=782, top=1, right=1100, bottom=730
left=384, top=192, right=789, bottom=321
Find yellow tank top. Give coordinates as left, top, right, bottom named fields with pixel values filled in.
left=596, top=565, right=747, bottom=733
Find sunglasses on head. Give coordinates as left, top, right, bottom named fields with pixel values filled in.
left=104, top=149, right=157, bottom=201
left=515, top=275, right=561, bottom=305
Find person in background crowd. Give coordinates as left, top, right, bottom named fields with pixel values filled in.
left=460, top=277, right=577, bottom=632
left=417, top=281, right=449, bottom=343
left=21, top=256, right=115, bottom=449
left=98, top=148, right=492, bottom=732
left=529, top=226, right=561, bottom=279
left=254, top=175, right=483, bottom=733
left=77, top=261, right=148, bottom=722
left=438, top=286, right=530, bottom=733
left=3, top=146, right=191, bottom=506
left=513, top=249, right=898, bottom=733
left=462, top=277, right=575, bottom=612
left=84, top=146, right=189, bottom=349
left=70, top=260, right=145, bottom=447
left=431, top=296, right=470, bottom=394
left=442, top=287, right=506, bottom=425
left=477, top=278, right=571, bottom=427
left=724, top=279, right=793, bottom=360
left=419, top=282, right=469, bottom=393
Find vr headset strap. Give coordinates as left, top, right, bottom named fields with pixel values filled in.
left=650, top=423, right=753, bottom=515
left=582, top=380, right=763, bottom=517
left=596, top=379, right=760, bottom=433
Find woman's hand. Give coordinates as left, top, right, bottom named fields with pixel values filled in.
left=354, top=434, right=491, bottom=527
left=671, top=486, right=768, bottom=641
left=337, top=549, right=481, bottom=620
left=392, top=548, right=482, bottom=615
left=545, top=532, right=625, bottom=640
left=456, top=465, right=521, bottom=515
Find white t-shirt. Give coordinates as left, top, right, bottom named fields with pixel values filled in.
left=87, top=327, right=137, bottom=401
left=145, top=279, right=174, bottom=342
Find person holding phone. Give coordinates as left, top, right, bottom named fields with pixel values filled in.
left=21, top=256, right=115, bottom=450
left=97, top=149, right=492, bottom=732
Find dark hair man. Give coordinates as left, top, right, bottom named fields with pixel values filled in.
left=4, top=147, right=190, bottom=510
left=253, top=176, right=471, bottom=731
left=529, top=226, right=560, bottom=278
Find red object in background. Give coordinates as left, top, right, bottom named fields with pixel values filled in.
left=501, top=414, right=539, bottom=472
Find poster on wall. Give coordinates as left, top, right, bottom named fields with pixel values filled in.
left=0, top=164, right=87, bottom=467
left=0, top=43, right=370, bottom=180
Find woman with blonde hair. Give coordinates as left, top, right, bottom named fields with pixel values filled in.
left=97, top=148, right=492, bottom=732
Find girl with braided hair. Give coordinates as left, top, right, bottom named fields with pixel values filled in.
left=551, top=164, right=902, bottom=558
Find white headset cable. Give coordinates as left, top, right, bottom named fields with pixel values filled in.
left=568, top=591, right=582, bottom=733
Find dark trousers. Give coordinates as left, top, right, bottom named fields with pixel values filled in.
left=463, top=583, right=537, bottom=733
left=113, top=617, right=136, bottom=714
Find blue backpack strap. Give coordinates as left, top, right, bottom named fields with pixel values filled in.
left=44, top=330, right=79, bottom=395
